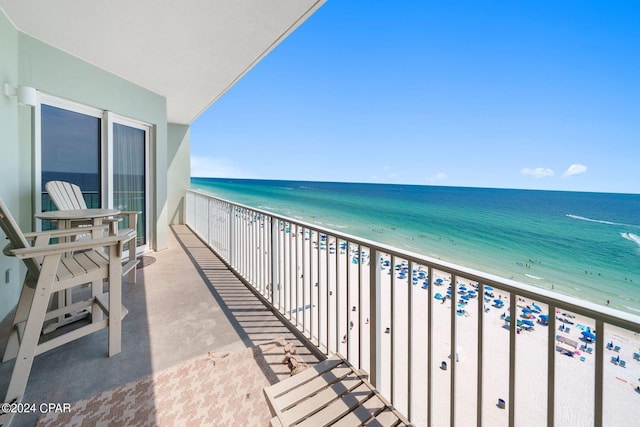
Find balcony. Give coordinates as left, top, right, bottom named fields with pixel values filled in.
left=0, top=225, right=321, bottom=426
left=185, top=189, right=640, bottom=427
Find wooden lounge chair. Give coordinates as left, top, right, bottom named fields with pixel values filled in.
left=45, top=180, right=140, bottom=283
left=0, top=198, right=131, bottom=410
left=263, top=354, right=411, bottom=426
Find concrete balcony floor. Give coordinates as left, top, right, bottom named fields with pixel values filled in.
left=0, top=225, right=320, bottom=426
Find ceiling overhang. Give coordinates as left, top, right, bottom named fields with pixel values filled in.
left=0, top=0, right=326, bottom=124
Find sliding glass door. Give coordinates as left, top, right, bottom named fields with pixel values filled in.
left=39, top=95, right=150, bottom=250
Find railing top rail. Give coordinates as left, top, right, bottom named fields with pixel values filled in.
left=186, top=188, right=640, bottom=332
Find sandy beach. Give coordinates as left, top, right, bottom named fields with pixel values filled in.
left=292, top=233, right=640, bottom=427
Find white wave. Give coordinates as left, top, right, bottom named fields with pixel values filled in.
left=566, top=214, right=637, bottom=227
left=621, top=232, right=640, bottom=246
left=525, top=274, right=543, bottom=280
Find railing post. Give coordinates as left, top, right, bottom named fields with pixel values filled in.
left=229, top=205, right=236, bottom=268
left=370, top=248, right=380, bottom=387
left=271, top=217, right=279, bottom=308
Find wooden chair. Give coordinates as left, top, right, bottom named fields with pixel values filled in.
left=0, top=198, right=131, bottom=409
left=263, top=354, right=412, bottom=426
left=45, top=180, right=140, bottom=284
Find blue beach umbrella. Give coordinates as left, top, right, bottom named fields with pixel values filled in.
left=531, top=303, right=542, bottom=313
left=461, top=295, right=470, bottom=301
left=434, top=293, right=443, bottom=300
left=436, top=278, right=444, bottom=284
left=522, top=319, right=535, bottom=327
left=485, top=286, right=494, bottom=291
left=582, top=331, right=596, bottom=341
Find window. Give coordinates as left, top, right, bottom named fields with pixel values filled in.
left=38, top=95, right=151, bottom=251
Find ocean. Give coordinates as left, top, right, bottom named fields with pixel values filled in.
left=190, top=177, right=640, bottom=314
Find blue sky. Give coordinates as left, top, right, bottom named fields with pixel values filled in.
left=191, top=1, right=640, bottom=194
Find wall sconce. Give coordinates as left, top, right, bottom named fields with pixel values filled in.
left=3, top=83, right=38, bottom=107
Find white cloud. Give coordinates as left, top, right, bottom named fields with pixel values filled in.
left=426, top=172, right=447, bottom=183
left=563, top=163, right=587, bottom=177
left=190, top=155, right=254, bottom=178
left=521, top=167, right=554, bottom=178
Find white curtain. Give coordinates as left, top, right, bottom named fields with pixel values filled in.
left=113, top=123, right=145, bottom=245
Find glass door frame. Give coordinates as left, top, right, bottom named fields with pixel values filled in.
left=35, top=93, right=152, bottom=253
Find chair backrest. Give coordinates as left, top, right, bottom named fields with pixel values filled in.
left=45, top=181, right=88, bottom=210
left=0, top=198, right=41, bottom=283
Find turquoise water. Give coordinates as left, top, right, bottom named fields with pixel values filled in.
left=191, top=178, right=640, bottom=313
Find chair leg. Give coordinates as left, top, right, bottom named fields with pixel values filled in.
left=4, top=258, right=57, bottom=404
left=127, top=237, right=137, bottom=284
left=2, top=276, right=36, bottom=363
left=108, top=245, right=123, bottom=357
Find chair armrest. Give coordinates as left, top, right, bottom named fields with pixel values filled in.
left=9, top=235, right=129, bottom=259
left=22, top=224, right=111, bottom=240
left=115, top=211, right=140, bottom=227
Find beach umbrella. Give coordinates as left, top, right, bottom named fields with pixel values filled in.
left=436, top=278, right=444, bottom=284
left=582, top=331, right=596, bottom=341
left=494, top=298, right=504, bottom=304
left=540, top=314, right=549, bottom=321
left=485, top=286, right=494, bottom=291
left=522, top=308, right=532, bottom=315
left=434, top=293, right=443, bottom=300
left=459, top=286, right=467, bottom=291
left=522, top=319, right=535, bottom=327
left=531, top=303, right=542, bottom=312
left=461, top=295, right=470, bottom=301
left=422, top=281, right=429, bottom=287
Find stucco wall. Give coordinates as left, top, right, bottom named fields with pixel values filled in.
left=0, top=10, right=21, bottom=321
left=167, top=124, right=190, bottom=225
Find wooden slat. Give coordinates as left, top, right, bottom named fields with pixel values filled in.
left=60, top=255, right=87, bottom=277
left=369, top=408, right=404, bottom=426
left=276, top=366, right=353, bottom=409
left=82, top=250, right=109, bottom=270
left=46, top=181, right=87, bottom=210
left=94, top=293, right=128, bottom=318
left=299, top=383, right=373, bottom=426
left=122, top=260, right=139, bottom=276
left=281, top=371, right=364, bottom=424
left=267, top=357, right=344, bottom=397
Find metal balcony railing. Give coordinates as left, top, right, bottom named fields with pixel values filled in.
left=185, top=189, right=640, bottom=427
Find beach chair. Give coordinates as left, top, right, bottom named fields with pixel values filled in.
left=587, top=347, right=593, bottom=354
left=0, top=198, right=130, bottom=409
left=614, top=345, right=621, bottom=352
left=633, top=352, right=640, bottom=361
left=607, top=342, right=614, bottom=350
left=619, top=360, right=626, bottom=368
left=611, top=356, right=619, bottom=365
left=45, top=180, right=140, bottom=284
left=263, top=354, right=411, bottom=426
